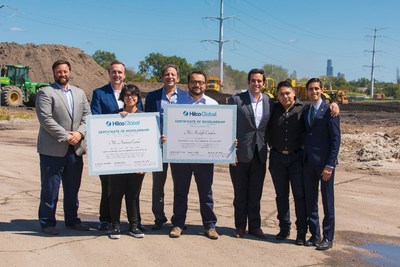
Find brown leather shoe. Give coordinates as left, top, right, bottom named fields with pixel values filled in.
left=42, top=227, right=59, bottom=235
left=204, top=228, right=219, bottom=240
left=248, top=228, right=268, bottom=239
left=233, top=228, right=245, bottom=238
left=169, top=227, right=183, bottom=238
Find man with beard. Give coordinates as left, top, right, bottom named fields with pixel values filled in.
left=168, top=71, right=219, bottom=239
left=36, top=60, right=91, bottom=235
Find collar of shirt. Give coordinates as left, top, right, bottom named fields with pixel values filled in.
left=312, top=99, right=323, bottom=110
left=248, top=90, right=263, bottom=104
left=55, top=82, right=70, bottom=91
left=162, top=87, right=179, bottom=103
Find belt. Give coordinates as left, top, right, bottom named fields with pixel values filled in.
left=272, top=148, right=302, bottom=155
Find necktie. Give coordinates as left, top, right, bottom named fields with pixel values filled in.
left=310, top=106, right=316, bottom=126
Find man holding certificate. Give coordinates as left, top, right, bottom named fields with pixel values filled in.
left=167, top=71, right=219, bottom=240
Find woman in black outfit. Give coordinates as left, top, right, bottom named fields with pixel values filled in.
left=108, top=84, right=145, bottom=239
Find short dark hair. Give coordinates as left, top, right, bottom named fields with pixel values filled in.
left=187, top=70, right=207, bottom=83
left=306, top=78, right=323, bottom=89
left=247, top=69, right=266, bottom=83
left=119, top=84, right=141, bottom=101
left=108, top=60, right=126, bottom=73
left=162, top=64, right=179, bottom=76
left=52, top=60, right=71, bottom=71
left=277, top=81, right=293, bottom=91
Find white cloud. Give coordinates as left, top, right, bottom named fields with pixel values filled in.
left=10, top=27, right=24, bottom=32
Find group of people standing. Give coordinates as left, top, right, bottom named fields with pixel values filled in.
left=36, top=59, right=340, bottom=251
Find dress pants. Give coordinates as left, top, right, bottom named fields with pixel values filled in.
left=303, top=163, right=335, bottom=241
left=152, top=162, right=169, bottom=222
left=268, top=149, right=307, bottom=233
left=170, top=163, right=217, bottom=229
left=99, top=174, right=111, bottom=223
left=229, top=150, right=266, bottom=230
left=38, top=146, right=83, bottom=228
left=109, top=173, right=145, bottom=227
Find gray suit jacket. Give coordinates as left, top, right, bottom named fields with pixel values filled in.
left=228, top=91, right=273, bottom=163
left=36, top=83, right=91, bottom=157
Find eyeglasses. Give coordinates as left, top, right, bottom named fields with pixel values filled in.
left=190, top=80, right=205, bottom=86
left=123, top=94, right=137, bottom=98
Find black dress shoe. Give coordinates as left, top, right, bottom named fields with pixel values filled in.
left=295, top=233, right=306, bottom=246
left=152, top=218, right=167, bottom=230
left=67, top=223, right=90, bottom=231
left=316, top=238, right=333, bottom=250
left=305, top=235, right=321, bottom=247
left=248, top=228, right=268, bottom=239
left=275, top=229, right=290, bottom=240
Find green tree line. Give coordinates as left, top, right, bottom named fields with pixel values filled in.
left=92, top=50, right=400, bottom=98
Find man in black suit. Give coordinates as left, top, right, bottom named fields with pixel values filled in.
left=228, top=69, right=273, bottom=239
left=303, top=78, right=341, bottom=250
left=145, top=64, right=189, bottom=230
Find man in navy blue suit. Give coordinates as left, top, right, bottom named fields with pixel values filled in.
left=303, top=78, right=341, bottom=250
left=145, top=64, right=189, bottom=230
left=91, top=60, right=143, bottom=231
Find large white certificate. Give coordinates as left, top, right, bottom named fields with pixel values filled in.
left=163, top=104, right=237, bottom=163
left=87, top=113, right=162, bottom=175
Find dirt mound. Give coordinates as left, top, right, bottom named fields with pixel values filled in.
left=0, top=42, right=191, bottom=100
left=0, top=42, right=108, bottom=99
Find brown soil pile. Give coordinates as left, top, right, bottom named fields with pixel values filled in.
left=0, top=42, right=108, bottom=97
left=0, top=42, right=188, bottom=100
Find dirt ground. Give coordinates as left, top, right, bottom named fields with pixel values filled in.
left=0, top=105, right=399, bottom=266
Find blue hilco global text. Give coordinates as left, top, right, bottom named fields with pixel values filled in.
left=187, top=111, right=217, bottom=117
left=106, top=120, right=141, bottom=126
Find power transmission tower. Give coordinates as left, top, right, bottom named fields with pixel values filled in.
left=364, top=28, right=385, bottom=98
left=202, top=0, right=234, bottom=88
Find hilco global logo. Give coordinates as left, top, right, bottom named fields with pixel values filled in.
left=182, top=110, right=217, bottom=117
left=105, top=120, right=140, bottom=126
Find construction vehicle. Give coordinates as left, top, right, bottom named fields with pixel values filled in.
left=205, top=76, right=222, bottom=93
left=261, top=77, right=277, bottom=98
left=289, top=79, right=349, bottom=104
left=0, top=64, right=49, bottom=107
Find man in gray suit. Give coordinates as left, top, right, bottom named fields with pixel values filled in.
left=36, top=59, right=91, bottom=235
left=228, top=69, right=273, bottom=239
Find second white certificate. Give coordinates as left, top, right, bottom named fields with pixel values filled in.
left=163, top=104, right=237, bottom=163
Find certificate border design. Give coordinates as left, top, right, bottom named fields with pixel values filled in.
left=163, top=104, right=237, bottom=163
left=87, top=113, right=162, bottom=175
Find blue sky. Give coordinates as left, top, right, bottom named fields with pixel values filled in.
left=1, top=0, right=399, bottom=82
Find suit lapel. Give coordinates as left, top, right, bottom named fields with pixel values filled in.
left=243, top=92, right=257, bottom=128
left=106, top=84, right=119, bottom=111
left=260, top=94, right=270, bottom=128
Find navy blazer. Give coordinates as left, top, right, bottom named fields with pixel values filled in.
left=144, top=87, right=188, bottom=112
left=228, top=91, right=273, bottom=163
left=91, top=83, right=143, bottom=115
left=303, top=101, right=341, bottom=167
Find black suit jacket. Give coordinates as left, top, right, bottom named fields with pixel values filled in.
left=228, top=91, right=273, bottom=163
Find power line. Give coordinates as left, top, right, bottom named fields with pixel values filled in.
left=364, top=28, right=385, bottom=97
left=202, top=0, right=234, bottom=85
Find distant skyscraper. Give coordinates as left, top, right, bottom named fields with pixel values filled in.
left=326, top=59, right=333, bottom=77
left=337, top=72, right=345, bottom=79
